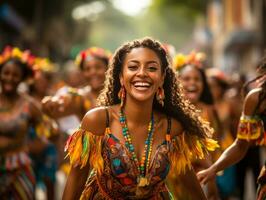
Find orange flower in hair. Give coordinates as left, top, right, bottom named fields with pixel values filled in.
left=186, top=51, right=206, bottom=68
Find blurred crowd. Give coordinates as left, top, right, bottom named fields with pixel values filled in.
left=0, top=42, right=264, bottom=200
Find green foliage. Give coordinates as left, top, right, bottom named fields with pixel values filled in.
left=70, top=0, right=208, bottom=53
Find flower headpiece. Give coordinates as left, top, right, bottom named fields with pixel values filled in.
left=206, top=68, right=228, bottom=83
left=173, top=51, right=207, bottom=71
left=75, top=47, right=112, bottom=69
left=0, top=46, right=35, bottom=69
left=33, top=57, right=56, bottom=73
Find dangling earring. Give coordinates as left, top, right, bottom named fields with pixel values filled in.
left=118, top=85, right=126, bottom=108
left=156, top=87, right=165, bottom=107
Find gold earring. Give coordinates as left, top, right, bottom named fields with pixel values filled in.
left=156, top=87, right=165, bottom=107
left=118, top=85, right=126, bottom=108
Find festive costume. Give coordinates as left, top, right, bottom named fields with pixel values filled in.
left=65, top=108, right=218, bottom=199
left=237, top=113, right=266, bottom=200
left=0, top=100, right=35, bottom=199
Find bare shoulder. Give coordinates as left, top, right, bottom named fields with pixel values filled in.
left=243, top=88, right=262, bottom=115
left=81, top=106, right=108, bottom=136
left=169, top=117, right=184, bottom=137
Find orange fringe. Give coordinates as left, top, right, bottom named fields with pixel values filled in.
left=169, top=132, right=219, bottom=175
left=65, top=128, right=104, bottom=174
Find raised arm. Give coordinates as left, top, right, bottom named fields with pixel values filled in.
left=42, top=87, right=90, bottom=119
left=197, top=88, right=261, bottom=184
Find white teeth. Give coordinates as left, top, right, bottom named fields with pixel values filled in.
left=187, top=86, right=197, bottom=92
left=134, top=82, right=150, bottom=87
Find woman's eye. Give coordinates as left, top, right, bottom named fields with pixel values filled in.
left=128, top=65, right=138, bottom=70
left=148, top=66, right=158, bottom=71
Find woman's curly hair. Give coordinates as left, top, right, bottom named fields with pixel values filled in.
left=98, top=37, right=213, bottom=138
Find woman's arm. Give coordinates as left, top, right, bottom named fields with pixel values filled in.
left=197, top=138, right=249, bottom=184
left=62, top=107, right=107, bottom=199
left=170, top=167, right=207, bottom=200
left=197, top=88, right=260, bottom=184
left=62, top=164, right=91, bottom=200
left=42, top=88, right=89, bottom=119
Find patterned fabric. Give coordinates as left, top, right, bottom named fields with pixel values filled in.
left=237, top=115, right=266, bottom=145
left=65, top=126, right=218, bottom=199
left=0, top=99, right=35, bottom=198
left=29, top=126, right=58, bottom=183
left=0, top=165, right=35, bottom=200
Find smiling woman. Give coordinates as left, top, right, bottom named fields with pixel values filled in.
left=0, top=47, right=53, bottom=199
left=62, top=38, right=218, bottom=200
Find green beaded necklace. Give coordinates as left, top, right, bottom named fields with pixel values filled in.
left=119, top=108, right=155, bottom=187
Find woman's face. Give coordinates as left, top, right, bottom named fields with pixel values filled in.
left=208, top=77, right=223, bottom=101
left=33, top=71, right=50, bottom=95
left=82, top=57, right=107, bottom=91
left=0, top=61, right=23, bottom=94
left=179, top=65, right=203, bottom=103
left=120, top=47, right=164, bottom=103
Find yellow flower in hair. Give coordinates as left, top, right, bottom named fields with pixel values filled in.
left=12, top=48, right=23, bottom=59
left=34, top=57, right=56, bottom=72
left=0, top=46, right=35, bottom=71
left=173, top=53, right=187, bottom=71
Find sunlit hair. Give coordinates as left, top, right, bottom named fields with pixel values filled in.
left=98, top=37, right=213, bottom=139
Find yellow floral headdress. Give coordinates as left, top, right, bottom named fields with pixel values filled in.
left=33, top=57, right=57, bottom=73
left=173, top=51, right=206, bottom=71
left=75, top=47, right=112, bottom=69
left=0, top=46, right=35, bottom=69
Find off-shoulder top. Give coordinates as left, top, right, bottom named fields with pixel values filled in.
left=65, top=108, right=218, bottom=199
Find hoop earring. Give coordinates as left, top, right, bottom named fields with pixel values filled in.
left=156, top=87, right=165, bottom=107
left=118, top=85, right=126, bottom=108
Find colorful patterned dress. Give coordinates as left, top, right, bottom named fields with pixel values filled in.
left=0, top=99, right=35, bottom=199
left=65, top=113, right=218, bottom=199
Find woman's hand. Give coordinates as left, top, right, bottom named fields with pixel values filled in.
left=42, top=96, right=65, bottom=118
left=197, top=167, right=216, bottom=185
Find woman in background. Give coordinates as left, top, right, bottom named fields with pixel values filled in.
left=0, top=47, right=55, bottom=199
left=197, top=54, right=266, bottom=200
left=174, top=52, right=220, bottom=200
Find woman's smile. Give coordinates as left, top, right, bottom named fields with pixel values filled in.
left=120, top=47, right=164, bottom=102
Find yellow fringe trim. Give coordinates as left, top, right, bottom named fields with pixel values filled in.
left=65, top=128, right=104, bottom=174
left=169, top=132, right=219, bottom=175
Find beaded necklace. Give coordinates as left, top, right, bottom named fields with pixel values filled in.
left=119, top=109, right=155, bottom=187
